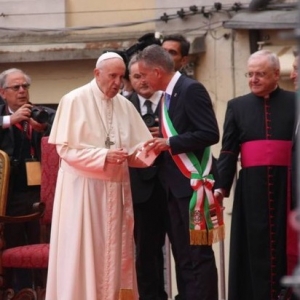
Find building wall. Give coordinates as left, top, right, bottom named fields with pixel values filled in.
left=65, top=0, right=156, bottom=33
left=0, top=1, right=297, bottom=299
left=0, top=0, right=65, bottom=28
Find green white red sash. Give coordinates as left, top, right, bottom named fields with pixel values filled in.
left=161, top=98, right=224, bottom=245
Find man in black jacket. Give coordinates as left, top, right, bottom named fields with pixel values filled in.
left=127, top=55, right=169, bottom=300
left=137, top=45, right=220, bottom=300
left=0, top=68, right=55, bottom=291
left=215, top=50, right=296, bottom=300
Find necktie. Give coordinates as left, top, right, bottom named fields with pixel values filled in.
left=144, top=100, right=154, bottom=114
left=165, top=93, right=171, bottom=110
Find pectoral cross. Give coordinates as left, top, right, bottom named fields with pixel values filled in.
left=105, top=136, right=115, bottom=149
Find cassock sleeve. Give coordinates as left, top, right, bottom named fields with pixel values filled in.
left=216, top=100, right=240, bottom=197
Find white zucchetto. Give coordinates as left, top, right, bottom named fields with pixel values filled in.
left=96, top=52, right=124, bottom=67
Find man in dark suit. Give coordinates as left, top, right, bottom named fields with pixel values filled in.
left=127, top=55, right=169, bottom=300
left=136, top=45, right=220, bottom=300
left=0, top=68, right=55, bottom=291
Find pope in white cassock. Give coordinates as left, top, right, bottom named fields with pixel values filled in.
left=45, top=52, right=154, bottom=300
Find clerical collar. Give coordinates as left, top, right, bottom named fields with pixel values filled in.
left=263, top=85, right=279, bottom=100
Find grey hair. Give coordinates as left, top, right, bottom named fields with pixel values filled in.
left=128, top=53, right=139, bottom=73
left=248, top=50, right=280, bottom=70
left=136, top=44, right=174, bottom=73
left=0, top=68, right=31, bottom=88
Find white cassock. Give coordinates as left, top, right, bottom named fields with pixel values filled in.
left=45, top=79, right=154, bottom=300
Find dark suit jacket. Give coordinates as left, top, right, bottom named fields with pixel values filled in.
left=0, top=103, right=56, bottom=212
left=128, top=92, right=161, bottom=204
left=0, top=97, right=5, bottom=106
left=0, top=104, right=55, bottom=160
left=160, top=74, right=219, bottom=198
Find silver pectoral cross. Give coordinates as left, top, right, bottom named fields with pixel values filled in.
left=105, top=136, right=115, bottom=149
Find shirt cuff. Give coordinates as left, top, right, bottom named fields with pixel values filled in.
left=2, top=115, right=11, bottom=128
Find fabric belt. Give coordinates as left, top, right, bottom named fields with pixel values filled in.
left=241, top=140, right=292, bottom=168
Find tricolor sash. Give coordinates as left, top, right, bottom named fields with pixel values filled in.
left=161, top=97, right=224, bottom=245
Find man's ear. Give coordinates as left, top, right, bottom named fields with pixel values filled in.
left=153, top=67, right=161, bottom=78
left=275, top=68, right=281, bottom=80
left=94, top=68, right=100, bottom=77
left=0, top=88, right=5, bottom=99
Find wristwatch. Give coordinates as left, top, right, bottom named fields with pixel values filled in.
left=165, top=138, right=170, bottom=147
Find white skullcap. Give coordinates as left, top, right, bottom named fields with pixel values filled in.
left=96, top=52, right=124, bottom=67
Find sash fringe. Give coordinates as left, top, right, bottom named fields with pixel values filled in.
left=190, top=225, right=225, bottom=245
left=119, top=289, right=134, bottom=300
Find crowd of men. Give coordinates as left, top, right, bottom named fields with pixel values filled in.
left=0, top=34, right=298, bottom=300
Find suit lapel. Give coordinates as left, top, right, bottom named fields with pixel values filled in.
left=168, top=75, right=185, bottom=117
left=129, top=93, right=142, bottom=115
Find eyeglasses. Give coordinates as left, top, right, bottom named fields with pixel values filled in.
left=4, top=84, right=30, bottom=91
left=244, top=72, right=267, bottom=79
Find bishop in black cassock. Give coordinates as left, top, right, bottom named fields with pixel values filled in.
left=216, top=50, right=297, bottom=300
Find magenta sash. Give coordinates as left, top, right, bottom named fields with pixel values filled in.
left=241, top=140, right=292, bottom=168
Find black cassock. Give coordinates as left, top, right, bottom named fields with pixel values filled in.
left=217, top=87, right=296, bottom=300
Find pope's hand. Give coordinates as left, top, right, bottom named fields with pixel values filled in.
left=106, top=148, right=128, bottom=164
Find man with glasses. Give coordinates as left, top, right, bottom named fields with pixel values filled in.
left=0, top=68, right=55, bottom=291
left=127, top=54, right=169, bottom=300
left=215, top=50, right=296, bottom=299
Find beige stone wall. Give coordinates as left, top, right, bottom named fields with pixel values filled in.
left=65, top=0, right=156, bottom=34
left=0, top=60, right=95, bottom=106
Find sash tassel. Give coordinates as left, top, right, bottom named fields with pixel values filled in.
left=190, top=225, right=225, bottom=245
left=119, top=289, right=134, bottom=300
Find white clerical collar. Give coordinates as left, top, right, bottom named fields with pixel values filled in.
left=166, top=71, right=181, bottom=96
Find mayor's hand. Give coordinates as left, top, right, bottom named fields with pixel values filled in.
left=144, top=138, right=170, bottom=155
